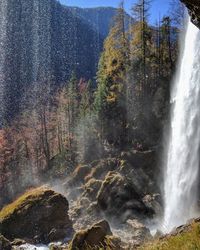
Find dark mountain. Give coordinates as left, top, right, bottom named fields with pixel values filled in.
left=66, top=6, right=134, bottom=39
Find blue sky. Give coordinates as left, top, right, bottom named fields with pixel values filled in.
left=59, top=0, right=171, bottom=24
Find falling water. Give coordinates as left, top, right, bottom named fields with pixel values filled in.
left=163, top=20, right=200, bottom=233
left=0, top=0, right=8, bottom=125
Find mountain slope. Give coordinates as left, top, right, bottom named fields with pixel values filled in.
left=67, top=6, right=134, bottom=39
left=0, top=0, right=103, bottom=123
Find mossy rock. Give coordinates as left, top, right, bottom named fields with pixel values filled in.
left=82, top=178, right=102, bottom=200
left=84, top=158, right=119, bottom=183
left=0, top=187, right=73, bottom=243
left=69, top=220, right=112, bottom=250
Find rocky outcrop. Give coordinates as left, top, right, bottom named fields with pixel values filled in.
left=181, top=0, right=200, bottom=28
left=0, top=187, right=73, bottom=243
left=97, top=171, right=154, bottom=221
left=69, top=220, right=112, bottom=250
left=66, top=150, right=160, bottom=230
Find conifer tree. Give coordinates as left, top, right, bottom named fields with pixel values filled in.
left=130, top=0, right=153, bottom=99
left=94, top=2, right=130, bottom=148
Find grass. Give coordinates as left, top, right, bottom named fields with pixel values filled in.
left=139, top=223, right=200, bottom=250
left=0, top=186, right=50, bottom=220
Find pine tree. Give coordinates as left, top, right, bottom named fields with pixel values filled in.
left=130, top=0, right=153, bottom=99
left=94, top=3, right=130, bottom=148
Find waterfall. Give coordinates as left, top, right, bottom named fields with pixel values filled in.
left=0, top=0, right=8, bottom=125
left=163, top=20, right=200, bottom=233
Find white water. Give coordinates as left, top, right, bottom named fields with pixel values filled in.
left=17, top=244, right=49, bottom=250
left=163, top=20, right=200, bottom=233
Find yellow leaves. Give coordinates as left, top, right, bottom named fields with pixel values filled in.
left=106, top=92, right=117, bottom=103
left=103, top=44, right=125, bottom=77
left=101, top=10, right=129, bottom=80
left=96, top=6, right=129, bottom=110
left=106, top=83, right=124, bottom=104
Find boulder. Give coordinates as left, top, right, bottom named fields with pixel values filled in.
left=69, top=220, right=112, bottom=250
left=0, top=187, right=73, bottom=243
left=97, top=171, right=154, bottom=221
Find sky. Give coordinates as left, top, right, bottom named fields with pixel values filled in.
left=59, top=0, right=171, bottom=24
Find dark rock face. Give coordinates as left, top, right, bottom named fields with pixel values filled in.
left=181, top=0, right=200, bottom=28
left=67, top=6, right=134, bottom=39
left=0, top=187, right=73, bottom=243
left=97, top=171, right=154, bottom=221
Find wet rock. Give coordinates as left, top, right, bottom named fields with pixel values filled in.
left=11, top=238, right=26, bottom=246
left=126, top=219, right=152, bottom=243
left=97, top=171, right=154, bottom=221
left=82, top=178, right=102, bottom=200
left=142, top=194, right=162, bottom=215
left=65, top=186, right=83, bottom=201
left=0, top=235, right=11, bottom=250
left=69, top=220, right=112, bottom=250
left=0, top=187, right=73, bottom=243
left=68, top=165, right=91, bottom=186
left=49, top=243, right=67, bottom=250
left=181, top=0, right=200, bottom=28
left=112, top=219, right=152, bottom=248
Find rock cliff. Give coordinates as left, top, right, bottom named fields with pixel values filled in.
left=181, top=0, right=200, bottom=27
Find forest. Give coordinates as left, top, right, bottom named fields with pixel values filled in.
left=1, top=0, right=200, bottom=249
